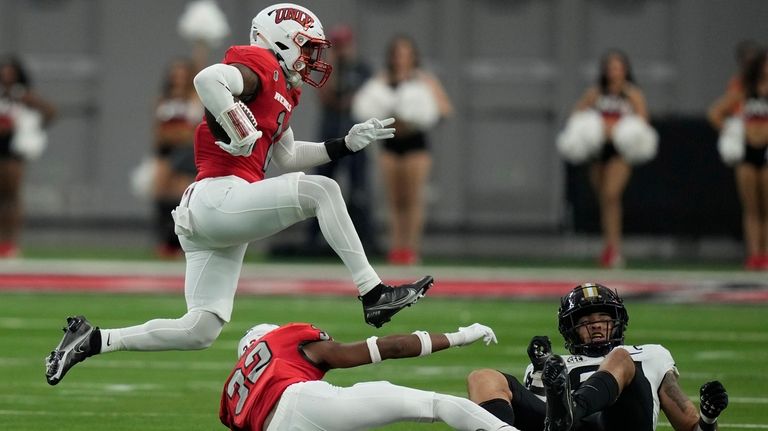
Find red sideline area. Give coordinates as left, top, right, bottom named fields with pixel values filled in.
left=1, top=273, right=766, bottom=303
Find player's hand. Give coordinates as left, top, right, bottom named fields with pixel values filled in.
left=700, top=380, right=728, bottom=420
left=527, top=335, right=552, bottom=372
left=344, top=117, right=396, bottom=152
left=446, top=323, right=497, bottom=347
left=216, top=101, right=262, bottom=157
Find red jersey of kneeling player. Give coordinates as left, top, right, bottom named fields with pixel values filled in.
left=195, top=45, right=302, bottom=183
left=219, top=323, right=329, bottom=431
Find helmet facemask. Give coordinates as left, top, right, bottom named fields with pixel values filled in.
left=291, top=32, right=332, bottom=88
left=558, top=284, right=629, bottom=357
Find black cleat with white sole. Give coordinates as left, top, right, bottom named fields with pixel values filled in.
left=542, top=354, right=574, bottom=431
left=362, top=276, right=433, bottom=328
left=45, top=315, right=98, bottom=385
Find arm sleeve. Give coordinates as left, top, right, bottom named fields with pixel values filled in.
left=271, top=127, right=332, bottom=171
left=193, top=63, right=244, bottom=117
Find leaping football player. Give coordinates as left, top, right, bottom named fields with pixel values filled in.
left=45, top=2, right=432, bottom=386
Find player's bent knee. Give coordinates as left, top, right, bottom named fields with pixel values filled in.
left=467, top=369, right=506, bottom=400
left=467, top=368, right=498, bottom=386
left=604, top=348, right=636, bottom=383
left=185, top=311, right=225, bottom=349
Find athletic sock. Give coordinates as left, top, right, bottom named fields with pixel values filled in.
left=99, top=328, right=122, bottom=353
left=89, top=328, right=102, bottom=356
left=479, top=398, right=516, bottom=425
left=572, top=370, right=620, bottom=420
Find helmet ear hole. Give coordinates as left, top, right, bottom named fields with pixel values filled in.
left=274, top=41, right=290, bottom=51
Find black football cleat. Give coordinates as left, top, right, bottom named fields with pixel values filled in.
left=362, top=276, right=433, bottom=328
left=45, top=316, right=98, bottom=385
left=542, top=354, right=574, bottom=431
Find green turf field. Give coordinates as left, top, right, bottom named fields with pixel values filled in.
left=1, top=292, right=765, bottom=430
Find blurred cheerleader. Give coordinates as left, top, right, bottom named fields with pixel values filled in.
left=557, top=49, right=656, bottom=268
left=353, top=35, right=453, bottom=265
left=709, top=48, right=768, bottom=270
left=0, top=56, right=56, bottom=258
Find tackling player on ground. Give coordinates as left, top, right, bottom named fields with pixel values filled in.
left=467, top=283, right=729, bottom=431
left=45, top=3, right=432, bottom=386
left=221, top=321, right=518, bottom=430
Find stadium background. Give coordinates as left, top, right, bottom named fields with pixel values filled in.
left=1, top=0, right=767, bottom=430
left=1, top=0, right=766, bottom=260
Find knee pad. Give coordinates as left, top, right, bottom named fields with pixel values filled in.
left=297, top=175, right=343, bottom=214
left=182, top=310, right=225, bottom=349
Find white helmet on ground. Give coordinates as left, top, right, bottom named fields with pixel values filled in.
left=237, top=323, right=279, bottom=357
left=250, top=3, right=332, bottom=88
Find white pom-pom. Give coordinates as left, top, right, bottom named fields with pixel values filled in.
left=178, top=0, right=230, bottom=46
left=129, top=157, right=158, bottom=201
left=394, top=80, right=439, bottom=130
left=718, top=116, right=745, bottom=166
left=612, top=115, right=658, bottom=165
left=351, top=78, right=397, bottom=122
left=556, top=110, right=604, bottom=164
left=10, top=105, right=47, bottom=161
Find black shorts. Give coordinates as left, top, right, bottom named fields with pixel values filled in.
left=741, top=144, right=768, bottom=168
left=502, top=363, right=655, bottom=431
left=598, top=140, right=620, bottom=163
left=501, top=373, right=545, bottom=431
left=381, top=132, right=428, bottom=156
left=0, top=133, right=22, bottom=161
left=169, top=145, right=197, bottom=177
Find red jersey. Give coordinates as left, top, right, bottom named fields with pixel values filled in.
left=195, top=46, right=302, bottom=183
left=219, top=323, right=330, bottom=431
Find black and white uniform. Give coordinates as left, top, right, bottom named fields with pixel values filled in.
left=503, top=344, right=676, bottom=431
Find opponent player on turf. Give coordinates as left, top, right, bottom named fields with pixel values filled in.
left=45, top=3, right=432, bottom=386
left=220, top=321, right=518, bottom=430
left=467, top=283, right=729, bottom=431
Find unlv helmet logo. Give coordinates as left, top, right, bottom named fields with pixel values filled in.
left=271, top=7, right=315, bottom=30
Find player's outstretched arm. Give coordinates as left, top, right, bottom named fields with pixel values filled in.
left=272, top=117, right=397, bottom=170
left=303, top=323, right=497, bottom=369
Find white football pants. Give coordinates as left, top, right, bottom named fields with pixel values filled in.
left=101, top=173, right=381, bottom=352
left=267, top=380, right=518, bottom=431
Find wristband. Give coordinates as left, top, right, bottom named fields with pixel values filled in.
left=412, top=331, right=432, bottom=356
left=444, top=331, right=464, bottom=347
left=366, top=336, right=381, bottom=363
left=697, top=416, right=716, bottom=431
left=324, top=137, right=355, bottom=160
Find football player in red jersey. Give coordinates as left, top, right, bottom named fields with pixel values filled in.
left=466, top=283, right=729, bottom=431
left=45, top=3, right=433, bottom=386
left=220, top=321, right=519, bottom=431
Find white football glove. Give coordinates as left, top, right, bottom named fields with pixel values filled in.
left=215, top=100, right=262, bottom=157
left=344, top=117, right=396, bottom=152
left=445, top=323, right=498, bottom=347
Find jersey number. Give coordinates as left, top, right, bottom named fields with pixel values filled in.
left=263, top=110, right=287, bottom=172
left=226, top=341, right=273, bottom=415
